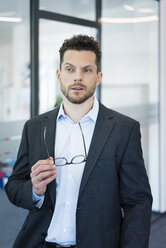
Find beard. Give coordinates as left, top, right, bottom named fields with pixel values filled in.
left=60, top=82, right=96, bottom=104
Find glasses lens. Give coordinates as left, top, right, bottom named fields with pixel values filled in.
left=55, top=158, right=67, bottom=166
left=72, top=155, right=86, bottom=164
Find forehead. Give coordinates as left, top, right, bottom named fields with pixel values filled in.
left=62, top=50, right=97, bottom=66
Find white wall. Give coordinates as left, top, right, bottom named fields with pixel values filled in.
left=160, top=0, right=166, bottom=212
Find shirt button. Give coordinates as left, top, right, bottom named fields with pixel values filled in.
left=64, top=228, right=67, bottom=232
left=66, top=201, right=70, bottom=205
left=68, top=175, right=72, bottom=179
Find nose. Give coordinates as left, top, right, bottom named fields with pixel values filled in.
left=74, top=68, right=83, bottom=82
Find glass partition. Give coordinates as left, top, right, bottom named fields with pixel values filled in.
left=101, top=0, right=159, bottom=211
left=0, top=0, right=30, bottom=188
left=40, top=0, right=96, bottom=21
left=39, top=19, right=96, bottom=114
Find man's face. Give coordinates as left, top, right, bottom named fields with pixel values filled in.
left=57, top=50, right=102, bottom=104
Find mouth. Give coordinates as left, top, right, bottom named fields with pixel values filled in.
left=71, top=86, right=84, bottom=91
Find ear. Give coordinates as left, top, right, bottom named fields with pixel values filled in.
left=96, top=72, right=103, bottom=86
left=56, top=69, right=61, bottom=81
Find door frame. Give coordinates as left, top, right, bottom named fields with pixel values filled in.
left=30, top=0, right=102, bottom=117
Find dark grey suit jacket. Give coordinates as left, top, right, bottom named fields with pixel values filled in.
left=5, top=102, right=152, bottom=248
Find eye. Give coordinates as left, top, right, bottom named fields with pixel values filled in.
left=84, top=68, right=92, bottom=73
left=66, top=67, right=73, bottom=72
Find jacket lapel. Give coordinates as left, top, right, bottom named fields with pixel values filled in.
left=78, top=103, right=116, bottom=197
left=40, top=107, right=60, bottom=208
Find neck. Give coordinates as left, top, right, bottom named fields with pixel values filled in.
left=63, top=96, right=95, bottom=123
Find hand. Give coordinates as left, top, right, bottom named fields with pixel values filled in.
left=30, top=157, right=56, bottom=196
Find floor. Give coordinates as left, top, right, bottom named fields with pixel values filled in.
left=0, top=190, right=28, bottom=248
left=0, top=190, right=166, bottom=248
left=149, top=213, right=166, bottom=248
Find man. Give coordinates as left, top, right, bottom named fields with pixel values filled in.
left=5, top=35, right=152, bottom=248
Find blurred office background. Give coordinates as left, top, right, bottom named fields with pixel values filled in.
left=0, top=0, right=166, bottom=247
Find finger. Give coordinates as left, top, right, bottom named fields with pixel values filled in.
left=33, top=173, right=56, bottom=190
left=31, top=164, right=56, bottom=178
left=36, top=164, right=56, bottom=174
left=39, top=174, right=56, bottom=187
left=31, top=170, right=56, bottom=190
left=48, top=157, right=54, bottom=161
left=32, top=159, right=54, bottom=171
left=36, top=169, right=56, bottom=182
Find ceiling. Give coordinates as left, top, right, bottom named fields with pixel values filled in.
left=0, top=0, right=158, bottom=44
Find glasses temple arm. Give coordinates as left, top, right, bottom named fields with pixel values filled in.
left=44, top=126, right=51, bottom=159
left=78, top=122, right=87, bottom=158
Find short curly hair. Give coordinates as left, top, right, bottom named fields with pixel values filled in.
left=59, top=34, right=101, bottom=72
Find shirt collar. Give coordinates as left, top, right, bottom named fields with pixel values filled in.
left=57, top=97, right=99, bottom=123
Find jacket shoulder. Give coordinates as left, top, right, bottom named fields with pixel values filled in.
left=99, top=102, right=138, bottom=125
left=26, top=108, right=59, bottom=126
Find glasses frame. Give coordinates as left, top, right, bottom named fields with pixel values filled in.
left=43, top=122, right=87, bottom=166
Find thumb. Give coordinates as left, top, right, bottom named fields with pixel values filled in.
left=47, top=156, right=54, bottom=162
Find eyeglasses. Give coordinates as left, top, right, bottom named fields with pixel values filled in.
left=44, top=122, right=87, bottom=167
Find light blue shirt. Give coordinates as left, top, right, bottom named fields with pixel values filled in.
left=33, top=97, right=99, bottom=245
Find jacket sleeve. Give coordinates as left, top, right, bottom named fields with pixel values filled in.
left=5, top=121, right=36, bottom=210
left=119, top=121, right=152, bottom=248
